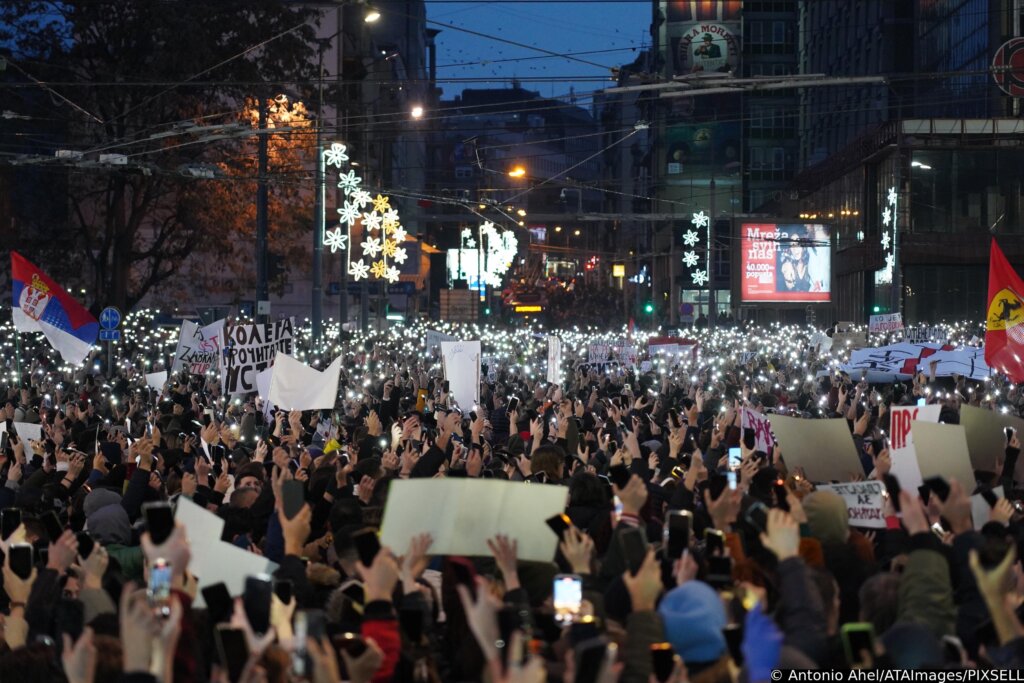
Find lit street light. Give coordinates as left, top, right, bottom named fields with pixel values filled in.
left=508, top=165, right=526, bottom=178
left=411, top=105, right=424, bottom=119
left=364, top=5, right=380, bottom=22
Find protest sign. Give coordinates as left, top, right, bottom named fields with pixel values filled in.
left=268, top=353, right=342, bottom=411
left=587, top=343, right=611, bottom=362
left=903, top=325, right=950, bottom=344
left=425, top=329, right=456, bottom=353
left=868, top=313, right=903, bottom=334
left=547, top=336, right=562, bottom=384
left=971, top=486, right=1004, bottom=530
left=741, top=407, right=773, bottom=453
left=767, top=415, right=862, bottom=483
left=220, top=319, right=294, bottom=394
left=171, top=319, right=224, bottom=375
left=816, top=481, right=886, bottom=529
left=144, top=370, right=168, bottom=391
left=887, top=404, right=942, bottom=491
left=832, top=322, right=867, bottom=350
left=12, top=421, right=41, bottom=442
left=960, top=404, right=1024, bottom=474
left=910, top=420, right=975, bottom=493
left=441, top=340, right=481, bottom=409
left=380, top=479, right=568, bottom=563
left=175, top=497, right=278, bottom=607
left=255, top=367, right=274, bottom=420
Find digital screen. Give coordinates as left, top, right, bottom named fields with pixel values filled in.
left=740, top=223, right=831, bottom=302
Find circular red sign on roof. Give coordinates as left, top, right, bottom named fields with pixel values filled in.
left=993, top=38, right=1024, bottom=97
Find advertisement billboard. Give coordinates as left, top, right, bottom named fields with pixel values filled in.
left=740, top=223, right=831, bottom=303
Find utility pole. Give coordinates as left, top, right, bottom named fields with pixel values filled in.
left=256, top=96, right=269, bottom=321
left=312, top=45, right=325, bottom=343
left=708, top=177, right=716, bottom=331
left=335, top=6, right=349, bottom=331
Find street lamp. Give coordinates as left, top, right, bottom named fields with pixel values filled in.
left=364, top=5, right=381, bottom=22
left=410, top=105, right=424, bottom=119
left=508, top=165, right=526, bottom=178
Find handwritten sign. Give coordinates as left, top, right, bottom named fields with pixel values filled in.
left=817, top=481, right=886, bottom=529
left=888, top=404, right=941, bottom=491
left=741, top=407, right=773, bottom=453
left=220, top=319, right=294, bottom=395
left=869, top=313, right=903, bottom=334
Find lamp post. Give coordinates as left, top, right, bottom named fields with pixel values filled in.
left=312, top=43, right=326, bottom=344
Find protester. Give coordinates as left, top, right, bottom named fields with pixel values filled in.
left=0, top=309, right=1021, bottom=682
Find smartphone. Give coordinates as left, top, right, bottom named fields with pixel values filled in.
left=575, top=639, right=616, bottom=683
left=299, top=608, right=326, bottom=642
left=651, top=642, right=676, bottom=683
left=351, top=528, right=381, bottom=567
left=273, top=579, right=293, bottom=605
left=883, top=474, right=902, bottom=513
left=9, top=543, right=33, bottom=580
left=745, top=501, right=769, bottom=534
left=54, top=598, right=85, bottom=644
left=723, top=623, right=744, bottom=664
left=665, top=510, right=692, bottom=560
left=617, top=527, right=647, bottom=576
left=398, top=605, right=425, bottom=643
left=147, top=558, right=173, bottom=617
left=918, top=484, right=931, bottom=506
left=705, top=528, right=725, bottom=556
left=38, top=511, right=63, bottom=543
left=1, top=508, right=22, bottom=540
left=243, top=574, right=273, bottom=635
left=707, top=474, right=728, bottom=502
left=608, top=463, right=631, bottom=489
left=707, top=556, right=733, bottom=588
left=215, top=626, right=249, bottom=683
left=334, top=632, right=369, bottom=678
left=142, top=501, right=175, bottom=545
left=981, top=488, right=999, bottom=509
left=76, top=532, right=95, bottom=560
left=442, top=380, right=450, bottom=393
left=773, top=481, right=790, bottom=512
left=1006, top=427, right=1015, bottom=443
left=726, top=470, right=738, bottom=491
left=923, top=476, right=951, bottom=503
left=727, top=447, right=742, bottom=470
left=742, top=427, right=756, bottom=451
left=553, top=573, right=583, bottom=625
left=507, top=396, right=520, bottom=414
left=201, top=582, right=234, bottom=624
left=281, top=479, right=305, bottom=521
left=546, top=513, right=572, bottom=540
left=841, top=622, right=876, bottom=668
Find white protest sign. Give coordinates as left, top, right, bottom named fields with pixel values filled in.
left=441, top=340, right=481, bottom=409
left=172, top=319, right=224, bottom=376
left=887, top=404, right=942, bottom=491
left=809, top=331, right=832, bottom=354
left=380, top=479, right=568, bottom=563
left=144, top=370, right=168, bottom=391
left=255, top=367, right=275, bottom=421
left=425, top=329, right=457, bottom=353
left=869, top=313, right=903, bottom=334
left=268, top=353, right=342, bottom=411
left=547, top=336, right=562, bottom=385
left=816, top=481, right=886, bottom=529
left=220, top=319, right=294, bottom=395
left=910, top=420, right=976, bottom=494
left=12, top=421, right=41, bottom=442
left=741, top=408, right=773, bottom=453
left=175, top=497, right=278, bottom=607
left=767, top=415, right=862, bottom=483
left=588, top=343, right=611, bottom=362
left=971, top=486, right=1004, bottom=530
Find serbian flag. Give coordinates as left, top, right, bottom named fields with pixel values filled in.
left=11, top=252, right=98, bottom=366
left=985, top=239, right=1024, bottom=382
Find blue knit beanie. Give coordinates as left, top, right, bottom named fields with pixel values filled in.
left=657, top=581, right=727, bottom=664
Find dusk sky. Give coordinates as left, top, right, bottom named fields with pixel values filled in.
left=425, top=1, right=652, bottom=103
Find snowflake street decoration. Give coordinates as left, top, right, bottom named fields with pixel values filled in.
left=323, top=143, right=349, bottom=168
left=466, top=238, right=477, bottom=249
left=880, top=232, right=891, bottom=251
left=681, top=210, right=710, bottom=290
left=888, top=187, right=898, bottom=206
left=877, top=185, right=898, bottom=285
left=449, top=221, right=519, bottom=291
left=321, top=140, right=407, bottom=282
left=324, top=228, right=348, bottom=253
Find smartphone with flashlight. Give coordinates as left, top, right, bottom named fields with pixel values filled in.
left=553, top=573, right=583, bottom=625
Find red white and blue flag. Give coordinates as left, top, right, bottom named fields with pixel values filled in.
left=11, top=252, right=98, bottom=365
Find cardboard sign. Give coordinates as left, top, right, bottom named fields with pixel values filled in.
left=869, top=313, right=903, bottom=334
left=380, top=479, right=568, bottom=563
left=268, top=353, right=342, bottom=411
left=910, top=420, right=976, bottom=493
left=741, top=407, right=773, bottom=453
left=887, top=405, right=942, bottom=491
left=767, top=415, right=862, bottom=483
left=547, top=336, right=562, bottom=385
left=172, top=319, right=224, bottom=376
left=220, top=319, right=294, bottom=395
left=960, top=405, right=1024, bottom=475
left=816, top=481, right=886, bottom=529
left=441, top=340, right=481, bottom=410
left=144, top=370, right=168, bottom=391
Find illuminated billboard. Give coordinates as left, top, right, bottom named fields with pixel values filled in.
left=740, top=223, right=831, bottom=303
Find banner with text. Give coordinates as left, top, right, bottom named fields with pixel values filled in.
left=888, top=404, right=942, bottom=491
left=741, top=407, right=773, bottom=453
left=817, top=481, right=886, bottom=529
left=172, top=319, right=224, bottom=376
left=869, top=313, right=903, bottom=334
left=740, top=223, right=831, bottom=303
left=220, top=319, right=294, bottom=395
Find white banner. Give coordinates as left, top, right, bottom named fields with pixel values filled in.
left=869, top=313, right=904, bottom=334
left=840, top=342, right=988, bottom=382
left=588, top=343, right=611, bottom=362
left=144, top=371, right=168, bottom=391
left=816, top=481, right=886, bottom=529
left=268, top=354, right=342, bottom=411
left=547, top=336, right=562, bottom=385
left=741, top=407, right=773, bottom=453
left=171, top=319, right=224, bottom=376
left=220, top=319, right=294, bottom=395
left=441, top=340, right=481, bottom=410
left=887, top=404, right=942, bottom=491
left=425, top=329, right=457, bottom=353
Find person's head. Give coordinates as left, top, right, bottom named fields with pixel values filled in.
left=702, top=33, right=714, bottom=44
left=529, top=445, right=564, bottom=483
left=229, top=486, right=260, bottom=509
left=235, top=462, right=265, bottom=491
left=858, top=571, right=900, bottom=634
left=658, top=581, right=727, bottom=670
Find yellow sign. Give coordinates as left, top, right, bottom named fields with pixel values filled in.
left=988, top=287, right=1024, bottom=331
left=612, top=264, right=625, bottom=278
left=514, top=305, right=542, bottom=313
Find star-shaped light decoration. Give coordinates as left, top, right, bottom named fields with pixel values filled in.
left=323, top=143, right=349, bottom=168
left=362, top=212, right=382, bottom=232
left=384, top=265, right=401, bottom=283
left=350, top=189, right=372, bottom=209
left=466, top=238, right=477, bottom=249
left=881, top=207, right=891, bottom=226
left=392, top=246, right=408, bottom=264
left=692, top=269, right=709, bottom=286
left=337, top=202, right=362, bottom=226
left=880, top=232, right=891, bottom=251
left=372, top=194, right=391, bottom=213
left=887, top=187, right=898, bottom=206
left=324, top=228, right=348, bottom=253
left=690, top=211, right=710, bottom=229
left=370, top=260, right=388, bottom=279
left=682, top=230, right=700, bottom=247
left=348, top=259, right=369, bottom=280
left=682, top=251, right=700, bottom=268
left=361, top=236, right=383, bottom=258
left=461, top=227, right=473, bottom=240
left=885, top=253, right=896, bottom=271
left=337, top=170, right=362, bottom=195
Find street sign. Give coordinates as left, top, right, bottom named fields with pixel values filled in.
left=99, top=329, right=121, bottom=341
left=993, top=38, right=1024, bottom=97
left=99, top=306, right=121, bottom=330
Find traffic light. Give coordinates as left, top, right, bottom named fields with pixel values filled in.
left=643, top=301, right=654, bottom=315
left=872, top=305, right=881, bottom=313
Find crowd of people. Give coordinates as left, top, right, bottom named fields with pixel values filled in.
left=0, top=310, right=1022, bottom=682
